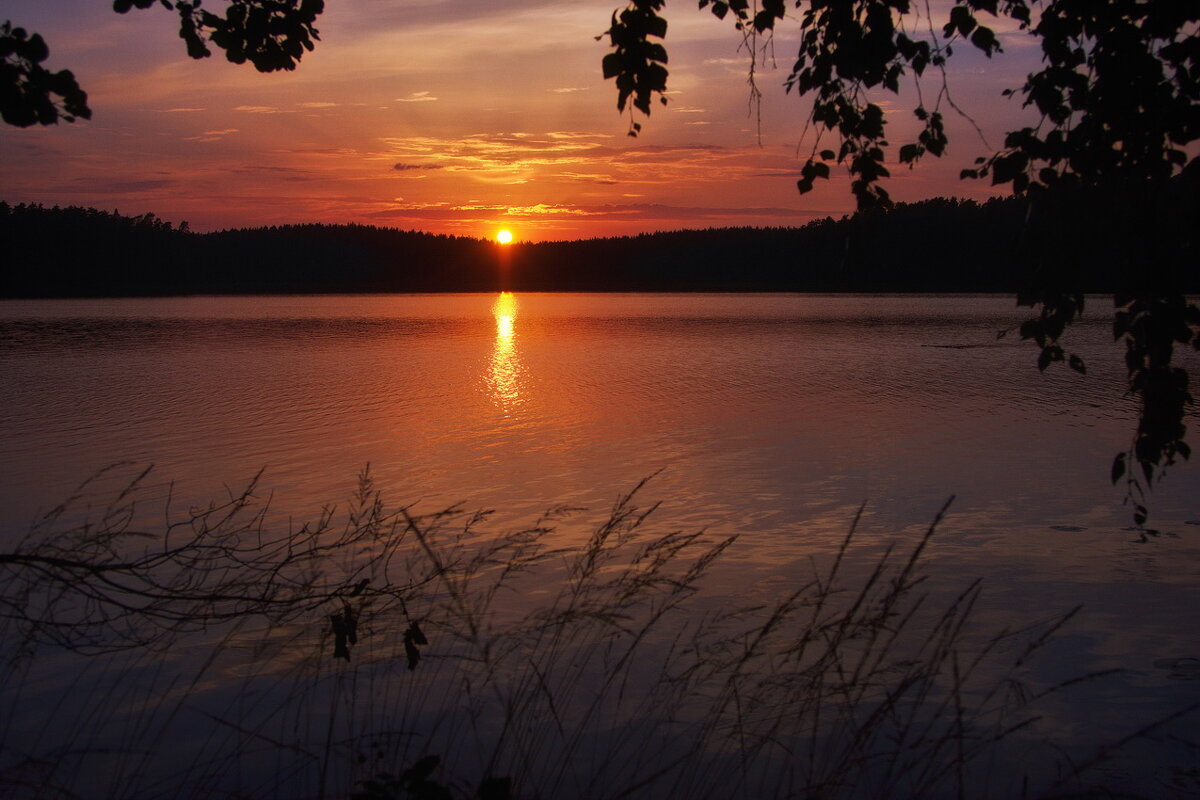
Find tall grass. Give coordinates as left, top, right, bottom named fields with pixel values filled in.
left=0, top=467, right=1189, bottom=799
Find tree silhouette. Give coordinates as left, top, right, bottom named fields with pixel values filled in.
left=603, top=0, right=1200, bottom=526
left=1, top=0, right=322, bottom=126
left=0, top=21, right=89, bottom=126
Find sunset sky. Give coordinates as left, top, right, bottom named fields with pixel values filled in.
left=2, top=1, right=1041, bottom=240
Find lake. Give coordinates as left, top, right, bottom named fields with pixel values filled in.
left=1, top=293, right=1197, bottom=799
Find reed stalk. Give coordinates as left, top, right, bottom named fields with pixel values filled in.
left=0, top=467, right=1191, bottom=799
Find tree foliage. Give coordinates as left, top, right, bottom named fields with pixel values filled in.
left=1, top=0, right=322, bottom=126
left=0, top=21, right=90, bottom=126
left=602, top=0, right=1200, bottom=526
left=144, top=0, right=325, bottom=71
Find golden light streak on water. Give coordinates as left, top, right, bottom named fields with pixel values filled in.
left=488, top=292, right=522, bottom=411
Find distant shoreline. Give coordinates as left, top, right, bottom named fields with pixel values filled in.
left=4, top=195, right=1195, bottom=298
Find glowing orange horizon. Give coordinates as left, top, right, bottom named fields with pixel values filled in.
left=0, top=6, right=1023, bottom=239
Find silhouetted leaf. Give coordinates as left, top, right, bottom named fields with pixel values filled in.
left=601, top=53, right=622, bottom=79
left=406, top=620, right=428, bottom=646
left=970, top=26, right=999, bottom=56
left=330, top=612, right=351, bottom=661
left=403, top=755, right=440, bottom=783
left=944, top=5, right=977, bottom=38
left=404, top=634, right=421, bottom=670
left=478, top=776, right=513, bottom=800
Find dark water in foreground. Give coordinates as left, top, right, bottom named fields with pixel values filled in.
left=0, top=293, right=1197, bottom=798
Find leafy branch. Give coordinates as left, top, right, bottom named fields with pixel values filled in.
left=602, top=0, right=1200, bottom=526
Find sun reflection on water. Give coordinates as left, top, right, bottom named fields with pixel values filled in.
left=488, top=292, right=523, bottom=411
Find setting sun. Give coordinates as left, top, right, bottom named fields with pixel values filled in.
left=496, top=230, right=514, bottom=245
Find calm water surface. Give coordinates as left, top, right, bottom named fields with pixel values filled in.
left=1, top=293, right=1198, bottom=795
left=2, top=293, right=1198, bottom=611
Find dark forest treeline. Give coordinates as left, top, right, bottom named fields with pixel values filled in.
left=0, top=205, right=497, bottom=296
left=517, top=197, right=1025, bottom=292
left=1, top=194, right=1191, bottom=297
